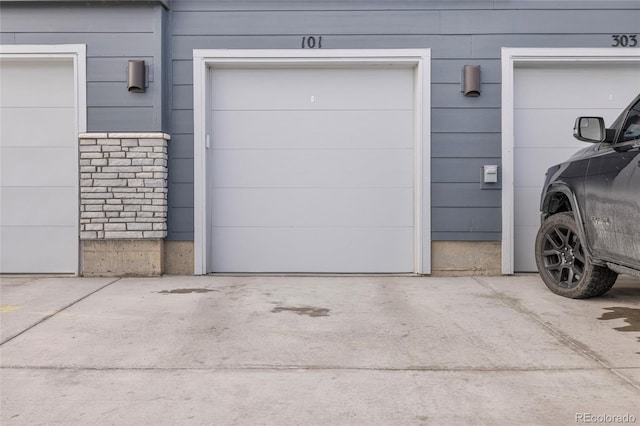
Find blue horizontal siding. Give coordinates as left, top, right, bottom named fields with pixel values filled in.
left=171, top=35, right=473, bottom=59
left=168, top=184, right=194, bottom=208
left=88, top=81, right=156, bottom=107
left=172, top=10, right=441, bottom=35
left=164, top=0, right=636, bottom=241
left=431, top=133, right=501, bottom=158
left=0, top=2, right=166, bottom=132
left=432, top=109, right=501, bottom=134
left=168, top=207, right=195, bottom=240
left=432, top=183, right=501, bottom=208
left=87, top=58, right=152, bottom=83
left=13, top=33, right=156, bottom=56
left=432, top=59, right=500, bottom=84
left=431, top=159, right=501, bottom=183
left=432, top=207, right=501, bottom=233
left=172, top=85, right=193, bottom=110
left=5, top=0, right=636, bottom=242
left=471, top=34, right=627, bottom=57
left=440, top=9, right=640, bottom=34
left=168, top=159, right=194, bottom=184
left=168, top=134, right=195, bottom=160
left=431, top=84, right=500, bottom=108
left=170, top=110, right=194, bottom=135
left=170, top=0, right=638, bottom=12
left=87, top=107, right=156, bottom=132
left=0, top=4, right=155, bottom=32
left=170, top=1, right=495, bottom=12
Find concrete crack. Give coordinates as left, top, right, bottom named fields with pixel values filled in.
left=1, top=364, right=636, bottom=373
left=472, top=276, right=640, bottom=393
left=0, top=278, right=121, bottom=346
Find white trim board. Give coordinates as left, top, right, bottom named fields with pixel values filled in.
left=193, top=49, right=431, bottom=275
left=0, top=44, right=87, bottom=275
left=500, top=47, right=640, bottom=275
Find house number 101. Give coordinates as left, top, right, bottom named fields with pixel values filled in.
left=301, top=36, right=323, bottom=48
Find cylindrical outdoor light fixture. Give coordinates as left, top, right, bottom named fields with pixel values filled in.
left=462, top=65, right=481, bottom=97
left=127, top=60, right=146, bottom=93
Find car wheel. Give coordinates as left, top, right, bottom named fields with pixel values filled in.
left=535, top=212, right=617, bottom=298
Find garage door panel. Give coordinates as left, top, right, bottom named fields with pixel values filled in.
left=210, top=227, right=414, bottom=273
left=0, top=57, right=78, bottom=274
left=1, top=147, right=76, bottom=186
left=208, top=64, right=415, bottom=273
left=211, top=149, right=413, bottom=189
left=211, top=188, right=413, bottom=227
left=514, top=186, right=543, bottom=227
left=1, top=187, right=77, bottom=227
left=513, top=147, right=579, bottom=187
left=513, top=63, right=640, bottom=272
left=514, top=109, right=617, bottom=149
left=514, top=225, right=538, bottom=272
left=0, top=226, right=77, bottom=273
left=0, top=108, right=76, bottom=147
left=0, top=60, right=74, bottom=107
left=514, top=66, right=640, bottom=109
left=211, top=67, right=413, bottom=111
left=211, top=110, right=413, bottom=150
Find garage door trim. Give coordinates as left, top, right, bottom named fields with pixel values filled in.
left=193, top=49, right=431, bottom=275
left=501, top=47, right=640, bottom=275
left=0, top=44, right=86, bottom=274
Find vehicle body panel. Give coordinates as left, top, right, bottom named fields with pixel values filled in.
left=539, top=93, right=640, bottom=275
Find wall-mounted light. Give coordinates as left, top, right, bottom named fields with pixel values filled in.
left=127, top=60, right=146, bottom=93
left=461, top=65, right=481, bottom=97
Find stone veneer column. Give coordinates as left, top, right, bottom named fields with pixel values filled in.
left=78, top=132, right=170, bottom=276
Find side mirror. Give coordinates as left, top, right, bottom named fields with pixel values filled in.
left=573, top=117, right=605, bottom=143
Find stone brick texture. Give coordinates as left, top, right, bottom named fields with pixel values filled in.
left=79, top=133, right=170, bottom=240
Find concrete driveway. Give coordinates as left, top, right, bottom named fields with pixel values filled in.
left=1, top=274, right=639, bottom=425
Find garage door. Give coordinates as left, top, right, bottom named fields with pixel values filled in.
left=208, top=66, right=415, bottom=273
left=514, top=63, right=640, bottom=272
left=0, top=59, right=78, bottom=273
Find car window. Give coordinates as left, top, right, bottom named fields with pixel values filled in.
left=621, top=104, right=640, bottom=142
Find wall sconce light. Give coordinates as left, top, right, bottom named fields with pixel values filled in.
left=462, top=65, right=481, bottom=97
left=127, top=60, right=146, bottom=93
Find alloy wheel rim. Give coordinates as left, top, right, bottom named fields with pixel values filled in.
left=541, top=224, right=586, bottom=289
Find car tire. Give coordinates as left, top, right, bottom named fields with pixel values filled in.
left=535, top=212, right=617, bottom=298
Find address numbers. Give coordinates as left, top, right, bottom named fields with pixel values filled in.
left=301, top=36, right=323, bottom=49
left=611, top=34, right=638, bottom=47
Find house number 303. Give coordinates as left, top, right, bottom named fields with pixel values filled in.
left=611, top=34, right=638, bottom=47
left=301, top=36, right=323, bottom=48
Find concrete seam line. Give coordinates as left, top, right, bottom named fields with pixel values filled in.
left=0, top=365, right=626, bottom=373
left=471, top=276, right=640, bottom=393
left=0, top=278, right=121, bottom=346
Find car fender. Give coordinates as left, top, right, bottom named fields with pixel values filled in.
left=541, top=183, right=598, bottom=263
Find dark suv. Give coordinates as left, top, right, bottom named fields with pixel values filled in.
left=536, top=93, right=640, bottom=298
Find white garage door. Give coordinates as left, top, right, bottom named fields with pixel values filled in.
left=514, top=63, right=640, bottom=272
left=0, top=59, right=78, bottom=273
left=208, top=66, right=415, bottom=273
